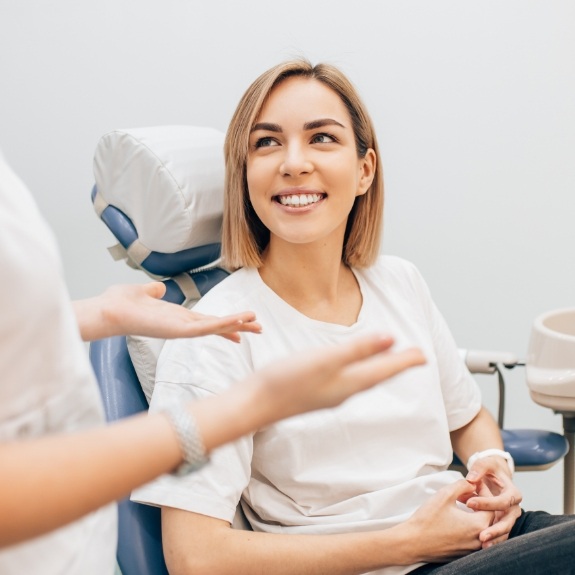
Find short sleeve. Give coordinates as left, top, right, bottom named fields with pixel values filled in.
left=402, top=260, right=482, bottom=431
left=131, top=333, right=255, bottom=523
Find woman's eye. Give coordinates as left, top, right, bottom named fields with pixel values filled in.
left=311, top=133, right=336, bottom=144
left=255, top=137, right=279, bottom=148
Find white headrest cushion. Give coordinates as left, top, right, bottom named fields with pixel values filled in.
left=93, top=125, right=225, bottom=253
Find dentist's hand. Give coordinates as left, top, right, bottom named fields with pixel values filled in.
left=193, top=334, right=427, bottom=455
left=73, top=282, right=262, bottom=342
left=252, top=334, right=426, bottom=422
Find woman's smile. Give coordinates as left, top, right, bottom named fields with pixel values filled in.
left=274, top=189, right=327, bottom=209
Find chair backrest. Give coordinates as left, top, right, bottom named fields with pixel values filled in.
left=90, top=125, right=229, bottom=574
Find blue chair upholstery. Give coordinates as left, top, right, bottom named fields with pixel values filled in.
left=452, top=428, right=569, bottom=470
left=91, top=186, right=222, bottom=278
left=90, top=336, right=168, bottom=575
left=500, top=428, right=569, bottom=470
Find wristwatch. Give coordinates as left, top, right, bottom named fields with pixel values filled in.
left=164, top=405, right=209, bottom=476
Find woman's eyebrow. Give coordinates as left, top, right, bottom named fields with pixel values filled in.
left=304, top=118, right=345, bottom=130
left=251, top=122, right=282, bottom=133
left=251, top=119, right=346, bottom=133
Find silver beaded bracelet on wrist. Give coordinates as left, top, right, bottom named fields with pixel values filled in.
left=163, top=405, right=209, bottom=476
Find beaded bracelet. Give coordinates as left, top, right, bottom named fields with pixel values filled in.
left=164, top=406, right=209, bottom=476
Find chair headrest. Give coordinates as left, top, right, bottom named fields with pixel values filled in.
left=92, top=125, right=225, bottom=278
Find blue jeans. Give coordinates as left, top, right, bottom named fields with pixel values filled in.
left=410, top=511, right=575, bottom=574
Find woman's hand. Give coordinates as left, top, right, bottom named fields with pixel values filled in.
left=464, top=456, right=523, bottom=548
left=73, top=282, right=262, bottom=342
left=405, top=480, right=494, bottom=563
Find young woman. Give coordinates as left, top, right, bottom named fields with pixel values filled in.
left=0, top=151, right=423, bottom=574
left=133, top=60, right=575, bottom=575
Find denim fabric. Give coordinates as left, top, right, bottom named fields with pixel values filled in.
left=409, top=511, right=575, bottom=574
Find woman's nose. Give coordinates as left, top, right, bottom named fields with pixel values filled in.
left=280, top=143, right=313, bottom=177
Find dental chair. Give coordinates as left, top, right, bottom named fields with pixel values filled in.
left=88, top=126, right=570, bottom=575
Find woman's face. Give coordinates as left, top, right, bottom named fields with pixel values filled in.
left=246, top=76, right=375, bottom=250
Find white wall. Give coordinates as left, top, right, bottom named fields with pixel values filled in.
left=2, top=0, right=574, bottom=513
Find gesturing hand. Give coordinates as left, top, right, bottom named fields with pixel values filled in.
left=254, top=334, right=426, bottom=421
left=74, top=282, right=262, bottom=342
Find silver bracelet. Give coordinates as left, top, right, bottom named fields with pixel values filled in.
left=467, top=448, right=515, bottom=474
left=164, top=405, right=209, bottom=476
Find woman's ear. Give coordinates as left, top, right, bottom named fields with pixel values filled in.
left=356, top=149, right=376, bottom=196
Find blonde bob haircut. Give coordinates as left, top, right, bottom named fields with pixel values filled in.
left=223, top=59, right=383, bottom=270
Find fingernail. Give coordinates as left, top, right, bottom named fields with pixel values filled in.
left=466, top=471, right=479, bottom=481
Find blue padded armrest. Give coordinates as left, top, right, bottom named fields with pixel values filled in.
left=89, top=336, right=169, bottom=575
left=452, top=428, right=569, bottom=470
left=500, top=428, right=569, bottom=469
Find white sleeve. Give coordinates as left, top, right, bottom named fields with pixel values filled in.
left=131, top=334, right=255, bottom=523
left=404, top=260, right=482, bottom=431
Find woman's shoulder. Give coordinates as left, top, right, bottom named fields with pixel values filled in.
left=363, top=254, right=423, bottom=281
left=357, top=254, right=432, bottom=301
left=192, top=267, right=264, bottom=314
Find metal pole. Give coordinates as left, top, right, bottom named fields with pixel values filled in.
left=563, top=415, right=575, bottom=515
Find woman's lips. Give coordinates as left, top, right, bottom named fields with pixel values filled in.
left=275, top=192, right=325, bottom=207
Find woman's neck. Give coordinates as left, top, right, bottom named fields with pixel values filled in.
left=258, top=238, right=362, bottom=326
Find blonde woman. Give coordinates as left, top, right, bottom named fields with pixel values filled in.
left=0, top=151, right=423, bottom=575
left=134, top=61, right=575, bottom=575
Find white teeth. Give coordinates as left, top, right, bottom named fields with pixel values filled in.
left=278, top=194, right=322, bottom=207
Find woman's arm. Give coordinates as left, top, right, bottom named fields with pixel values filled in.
left=0, top=334, right=423, bottom=547
left=450, top=406, right=523, bottom=547
left=450, top=406, right=505, bottom=465
left=72, top=282, right=262, bottom=342
left=162, top=480, right=494, bottom=575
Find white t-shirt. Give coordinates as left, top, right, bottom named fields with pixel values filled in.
left=0, top=154, right=117, bottom=575
left=133, top=257, right=481, bottom=575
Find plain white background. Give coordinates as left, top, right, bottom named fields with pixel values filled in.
left=1, top=0, right=574, bottom=514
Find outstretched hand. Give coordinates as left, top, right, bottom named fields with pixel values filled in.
left=252, top=334, right=426, bottom=423
left=73, top=282, right=262, bottom=342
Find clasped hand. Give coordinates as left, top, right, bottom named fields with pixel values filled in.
left=406, top=480, right=494, bottom=563
left=464, top=456, right=523, bottom=548
left=406, top=458, right=522, bottom=564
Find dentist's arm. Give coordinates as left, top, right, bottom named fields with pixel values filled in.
left=0, top=335, right=423, bottom=547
